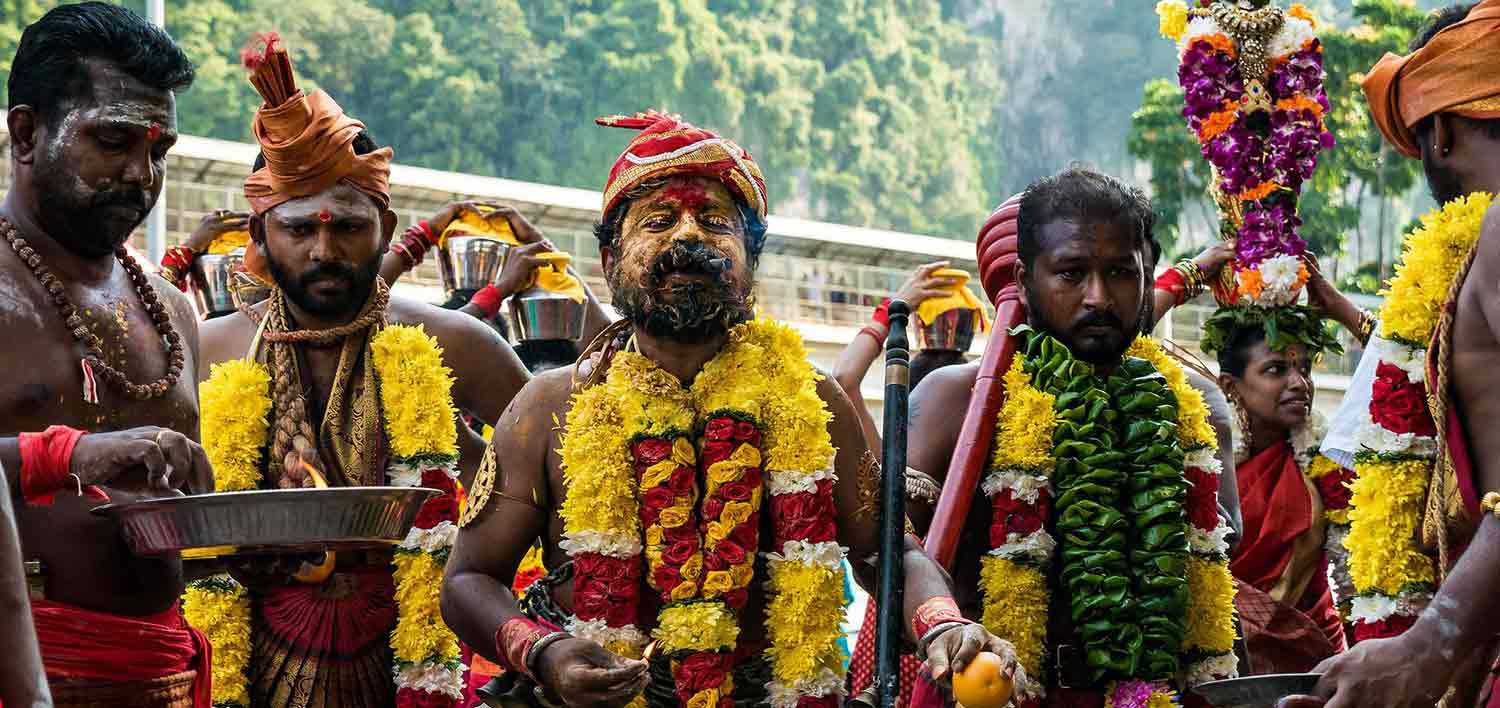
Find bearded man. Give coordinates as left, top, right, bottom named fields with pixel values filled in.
left=0, top=3, right=214, bottom=706
left=193, top=35, right=528, bottom=708
left=1279, top=3, right=1500, bottom=708
left=899, top=168, right=1242, bottom=707
left=441, top=111, right=1011, bottom=708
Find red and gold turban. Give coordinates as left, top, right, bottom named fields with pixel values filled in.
left=596, top=111, right=767, bottom=220
left=240, top=33, right=392, bottom=215
left=1362, top=0, right=1500, bottom=158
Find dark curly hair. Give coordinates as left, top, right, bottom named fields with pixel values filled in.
left=8, top=2, right=195, bottom=128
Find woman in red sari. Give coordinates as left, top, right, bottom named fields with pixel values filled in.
left=1209, top=264, right=1368, bottom=674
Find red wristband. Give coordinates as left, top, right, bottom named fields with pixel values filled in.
left=496, top=616, right=548, bottom=678
left=469, top=284, right=504, bottom=318
left=859, top=326, right=887, bottom=345
left=1154, top=268, right=1187, bottom=307
left=18, top=426, right=103, bottom=506
left=911, top=595, right=971, bottom=639
left=417, top=219, right=439, bottom=247
left=872, top=297, right=893, bottom=327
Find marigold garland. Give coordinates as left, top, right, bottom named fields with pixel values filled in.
left=191, top=324, right=465, bottom=708
left=558, top=319, right=844, bottom=708
left=1343, top=194, right=1491, bottom=642
left=977, top=556, right=1048, bottom=679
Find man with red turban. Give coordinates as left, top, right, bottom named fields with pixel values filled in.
left=1280, top=3, right=1500, bottom=708
left=194, top=33, right=530, bottom=708
left=442, top=110, right=1011, bottom=708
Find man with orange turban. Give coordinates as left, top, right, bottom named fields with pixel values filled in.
left=441, top=110, right=1011, bottom=708
left=1279, top=4, right=1500, bottom=708
left=193, top=33, right=530, bottom=708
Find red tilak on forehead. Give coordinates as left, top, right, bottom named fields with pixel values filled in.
left=318, top=209, right=332, bottom=222
left=660, top=182, right=709, bottom=209
left=145, top=122, right=162, bottom=141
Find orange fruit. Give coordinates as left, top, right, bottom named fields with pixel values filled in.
left=952, top=651, right=1014, bottom=708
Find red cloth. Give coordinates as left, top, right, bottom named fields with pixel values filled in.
left=849, top=600, right=922, bottom=706
left=19, top=426, right=101, bottom=506
left=31, top=598, right=210, bottom=707
left=257, top=566, right=397, bottom=656
left=1229, top=440, right=1344, bottom=659
left=595, top=110, right=767, bottom=220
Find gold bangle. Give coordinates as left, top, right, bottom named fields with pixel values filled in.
left=1482, top=492, right=1500, bottom=517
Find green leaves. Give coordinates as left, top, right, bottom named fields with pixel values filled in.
left=1199, top=304, right=1345, bottom=358
left=1024, top=328, right=1192, bottom=686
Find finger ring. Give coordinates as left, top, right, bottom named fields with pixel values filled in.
left=155, top=430, right=170, bottom=447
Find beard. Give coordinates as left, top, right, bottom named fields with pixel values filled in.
left=1424, top=159, right=1466, bottom=205
left=608, top=240, right=755, bottom=343
left=264, top=240, right=381, bottom=319
left=1024, top=283, right=1145, bottom=366
left=31, top=151, right=154, bottom=258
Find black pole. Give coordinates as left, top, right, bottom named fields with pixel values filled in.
left=875, top=299, right=911, bottom=708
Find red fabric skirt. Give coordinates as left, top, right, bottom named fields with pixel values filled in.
left=32, top=598, right=210, bottom=708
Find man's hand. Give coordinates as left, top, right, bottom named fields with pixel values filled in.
left=493, top=241, right=557, bottom=298
left=70, top=427, right=212, bottom=496
left=1277, top=634, right=1452, bottom=708
left=895, top=261, right=959, bottom=312
left=923, top=623, right=1020, bottom=686
left=535, top=637, right=649, bottom=707
left=184, top=209, right=251, bottom=253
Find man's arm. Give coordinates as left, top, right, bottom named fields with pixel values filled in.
left=0, top=462, right=49, bottom=707
left=431, top=303, right=530, bottom=426
left=440, top=377, right=555, bottom=662
left=904, top=362, right=978, bottom=534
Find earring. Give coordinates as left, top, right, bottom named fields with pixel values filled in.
left=1228, top=392, right=1251, bottom=462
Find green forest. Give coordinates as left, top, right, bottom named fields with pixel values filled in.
left=0, top=0, right=1452, bottom=288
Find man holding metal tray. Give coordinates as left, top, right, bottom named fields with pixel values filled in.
left=0, top=3, right=215, bottom=706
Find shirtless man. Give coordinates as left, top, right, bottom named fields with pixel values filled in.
left=443, top=111, right=1010, bottom=708
left=193, top=36, right=528, bottom=706
left=899, top=168, right=1242, bottom=705
left=0, top=3, right=213, bottom=705
left=1280, top=3, right=1500, bottom=707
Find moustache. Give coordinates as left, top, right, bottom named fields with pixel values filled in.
left=1074, top=311, right=1124, bottom=331
left=651, top=241, right=732, bottom=282
left=297, top=263, right=357, bottom=287
left=90, top=189, right=150, bottom=213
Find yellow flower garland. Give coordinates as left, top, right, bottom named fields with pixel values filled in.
left=1182, top=556, right=1237, bottom=654
left=1378, top=193, right=1493, bottom=346
left=1345, top=194, right=1491, bottom=639
left=978, top=555, right=1048, bottom=677
left=558, top=319, right=845, bottom=704
left=191, top=324, right=464, bottom=707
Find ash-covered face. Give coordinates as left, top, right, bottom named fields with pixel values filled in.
left=27, top=58, right=177, bottom=257
left=604, top=176, right=756, bottom=342
left=257, top=183, right=391, bottom=319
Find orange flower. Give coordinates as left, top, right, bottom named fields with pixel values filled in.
left=1276, top=95, right=1325, bottom=118
left=1237, top=268, right=1266, bottom=301
left=1199, top=33, right=1238, bottom=59
left=1288, top=3, right=1316, bottom=27
left=1237, top=182, right=1282, bottom=202
left=1198, top=106, right=1240, bottom=142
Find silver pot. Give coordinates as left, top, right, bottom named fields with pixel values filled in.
left=438, top=235, right=509, bottom=297
left=915, top=307, right=979, bottom=352
left=510, top=286, right=586, bottom=342
left=189, top=250, right=244, bottom=316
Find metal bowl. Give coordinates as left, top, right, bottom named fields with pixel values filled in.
left=92, top=487, right=438, bottom=559
left=439, top=235, right=509, bottom=296
left=915, top=307, right=978, bottom=352
left=1193, top=673, right=1322, bottom=708
left=510, top=289, right=586, bottom=342
left=189, top=250, right=244, bottom=316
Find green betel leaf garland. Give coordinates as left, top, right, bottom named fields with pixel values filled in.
left=1018, top=327, right=1190, bottom=684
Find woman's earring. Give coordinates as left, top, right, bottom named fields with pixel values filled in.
left=1228, top=392, right=1251, bottom=461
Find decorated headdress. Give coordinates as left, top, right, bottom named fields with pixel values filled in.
left=596, top=110, right=767, bottom=220
left=1155, top=0, right=1339, bottom=357
left=240, top=32, right=392, bottom=215
left=1362, top=0, right=1500, bottom=159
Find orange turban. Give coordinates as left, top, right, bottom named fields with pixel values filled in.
left=596, top=111, right=767, bottom=220
left=1362, top=0, right=1500, bottom=158
left=240, top=33, right=392, bottom=215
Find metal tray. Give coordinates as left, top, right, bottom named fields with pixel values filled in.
left=1193, top=673, right=1321, bottom=708
left=92, top=487, right=439, bottom=559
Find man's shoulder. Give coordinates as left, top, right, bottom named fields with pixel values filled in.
left=199, top=309, right=259, bottom=366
